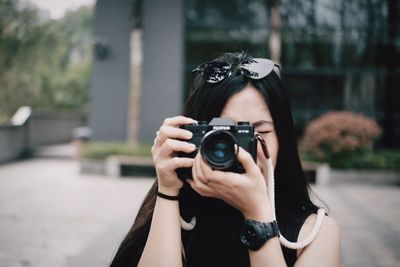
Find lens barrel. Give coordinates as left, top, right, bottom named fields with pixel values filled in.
left=200, top=130, right=238, bottom=170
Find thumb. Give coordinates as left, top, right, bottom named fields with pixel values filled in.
left=236, top=146, right=257, bottom=175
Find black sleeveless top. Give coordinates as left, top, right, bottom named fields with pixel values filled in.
left=110, top=184, right=316, bottom=267
left=279, top=218, right=305, bottom=266
left=181, top=197, right=310, bottom=267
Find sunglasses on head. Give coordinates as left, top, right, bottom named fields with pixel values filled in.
left=192, top=58, right=281, bottom=84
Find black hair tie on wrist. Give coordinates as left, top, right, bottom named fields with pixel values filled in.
left=156, top=190, right=180, bottom=201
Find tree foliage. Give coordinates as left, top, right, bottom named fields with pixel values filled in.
left=0, top=0, right=93, bottom=122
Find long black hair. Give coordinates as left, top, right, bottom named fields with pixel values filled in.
left=110, top=52, right=320, bottom=267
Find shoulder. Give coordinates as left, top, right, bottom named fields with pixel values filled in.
left=296, top=213, right=341, bottom=260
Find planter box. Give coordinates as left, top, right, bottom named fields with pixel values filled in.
left=81, top=157, right=400, bottom=185
left=80, top=156, right=156, bottom=177
left=80, top=159, right=105, bottom=175
left=302, top=162, right=331, bottom=185
left=303, top=161, right=400, bottom=185
left=330, top=169, right=400, bottom=185
left=104, top=155, right=156, bottom=177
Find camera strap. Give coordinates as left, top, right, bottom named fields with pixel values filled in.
left=180, top=134, right=326, bottom=250
left=255, top=133, right=326, bottom=249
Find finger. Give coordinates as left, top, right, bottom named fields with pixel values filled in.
left=151, top=136, right=162, bottom=154
left=193, top=155, right=215, bottom=187
left=188, top=169, right=216, bottom=197
left=191, top=157, right=198, bottom=181
left=155, top=157, right=194, bottom=176
left=153, top=134, right=162, bottom=148
left=159, top=139, right=196, bottom=158
left=194, top=153, right=208, bottom=184
left=197, top=154, right=229, bottom=184
left=169, top=157, right=194, bottom=169
left=163, top=116, right=196, bottom=127
left=236, top=146, right=258, bottom=175
left=158, top=125, right=193, bottom=143
left=186, top=179, right=203, bottom=195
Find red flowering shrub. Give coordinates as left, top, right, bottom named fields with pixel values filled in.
left=300, top=111, right=382, bottom=161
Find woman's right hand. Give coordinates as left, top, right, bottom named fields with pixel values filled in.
left=151, top=116, right=197, bottom=195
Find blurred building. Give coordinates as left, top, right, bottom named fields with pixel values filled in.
left=90, top=0, right=400, bottom=147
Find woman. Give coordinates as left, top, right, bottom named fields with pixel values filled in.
left=110, top=52, right=341, bottom=267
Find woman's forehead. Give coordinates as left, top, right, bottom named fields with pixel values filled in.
left=220, top=86, right=273, bottom=125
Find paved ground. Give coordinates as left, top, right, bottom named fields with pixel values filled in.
left=315, top=185, right=400, bottom=267
left=0, top=158, right=399, bottom=267
left=0, top=158, right=154, bottom=267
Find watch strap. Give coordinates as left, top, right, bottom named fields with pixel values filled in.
left=263, top=220, right=279, bottom=238
left=240, top=219, right=280, bottom=251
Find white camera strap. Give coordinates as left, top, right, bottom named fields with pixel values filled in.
left=265, top=156, right=325, bottom=249
left=181, top=134, right=326, bottom=249
left=256, top=133, right=325, bottom=249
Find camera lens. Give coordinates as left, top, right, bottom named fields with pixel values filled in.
left=210, top=140, right=230, bottom=162
left=200, top=130, right=237, bottom=170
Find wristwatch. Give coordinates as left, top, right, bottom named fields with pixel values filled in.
left=239, top=219, right=280, bottom=251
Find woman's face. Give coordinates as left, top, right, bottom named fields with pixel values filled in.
left=220, top=84, right=279, bottom=178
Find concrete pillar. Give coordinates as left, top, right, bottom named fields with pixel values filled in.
left=89, top=0, right=131, bottom=141
left=139, top=0, right=184, bottom=143
left=344, top=74, right=376, bottom=116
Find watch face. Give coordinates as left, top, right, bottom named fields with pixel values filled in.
left=240, top=220, right=279, bottom=251
left=243, top=224, right=258, bottom=243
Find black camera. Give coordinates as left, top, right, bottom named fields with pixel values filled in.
left=177, top=117, right=257, bottom=179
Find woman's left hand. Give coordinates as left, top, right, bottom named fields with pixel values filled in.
left=186, top=146, right=273, bottom=221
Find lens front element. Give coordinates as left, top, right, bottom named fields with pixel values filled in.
left=200, top=130, right=238, bottom=170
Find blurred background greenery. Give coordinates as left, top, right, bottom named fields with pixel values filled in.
left=1, top=0, right=399, bottom=169
left=0, top=0, right=92, bottom=122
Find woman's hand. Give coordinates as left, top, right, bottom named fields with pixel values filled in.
left=151, top=116, right=197, bottom=195
left=187, top=146, right=273, bottom=221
